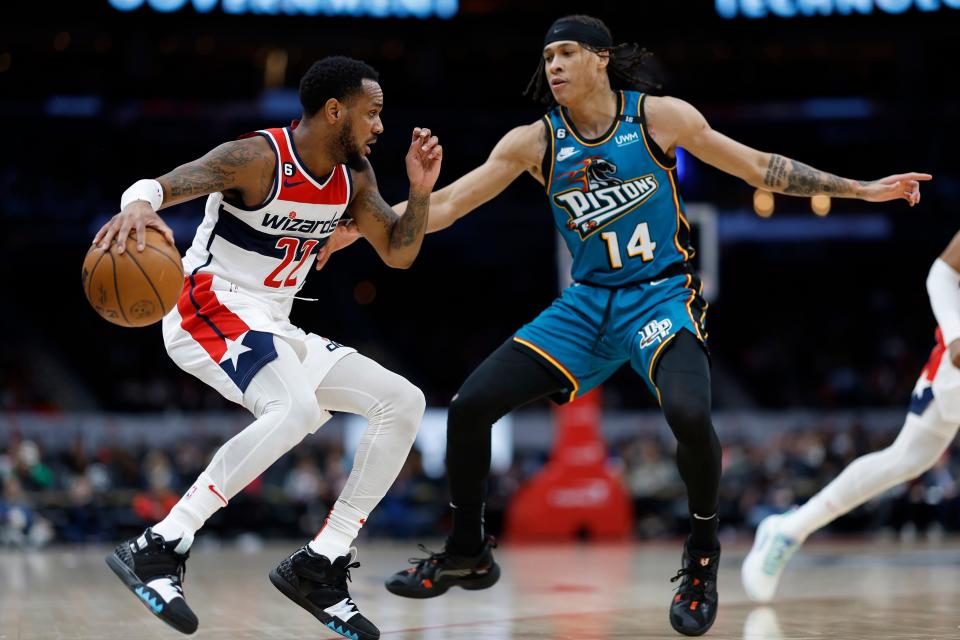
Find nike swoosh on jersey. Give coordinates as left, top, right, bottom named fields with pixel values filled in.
left=283, top=179, right=307, bottom=188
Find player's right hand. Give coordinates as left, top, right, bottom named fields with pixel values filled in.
left=858, top=172, right=932, bottom=206
left=93, top=202, right=175, bottom=254
left=949, top=339, right=960, bottom=369
left=405, top=127, right=443, bottom=196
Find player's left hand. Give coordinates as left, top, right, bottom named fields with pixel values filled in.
left=314, top=219, right=362, bottom=271
left=949, top=338, right=960, bottom=369
left=859, top=173, right=932, bottom=206
left=405, top=127, right=442, bottom=195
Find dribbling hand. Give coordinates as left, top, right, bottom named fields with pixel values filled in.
left=859, top=172, right=932, bottom=207
left=405, top=127, right=443, bottom=195
left=93, top=202, right=175, bottom=254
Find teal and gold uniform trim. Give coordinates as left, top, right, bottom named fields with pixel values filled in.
left=648, top=331, right=680, bottom=404
left=558, top=90, right=626, bottom=147
left=637, top=93, right=677, bottom=172
left=512, top=336, right=579, bottom=403
left=542, top=115, right=556, bottom=192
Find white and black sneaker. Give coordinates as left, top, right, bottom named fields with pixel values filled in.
left=270, top=545, right=379, bottom=640
left=105, top=527, right=198, bottom=634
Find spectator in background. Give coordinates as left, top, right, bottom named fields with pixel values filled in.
left=61, top=475, right=109, bottom=543
left=368, top=449, right=444, bottom=538
left=133, top=453, right=180, bottom=525
left=0, top=476, right=54, bottom=546
left=622, top=437, right=683, bottom=538
left=14, top=440, right=55, bottom=491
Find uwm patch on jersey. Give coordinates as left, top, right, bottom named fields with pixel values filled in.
left=181, top=125, right=352, bottom=304
left=553, top=156, right=659, bottom=239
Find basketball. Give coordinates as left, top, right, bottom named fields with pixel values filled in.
left=81, top=228, right=184, bottom=327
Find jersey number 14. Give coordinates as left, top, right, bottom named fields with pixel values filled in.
left=600, top=222, right=656, bottom=269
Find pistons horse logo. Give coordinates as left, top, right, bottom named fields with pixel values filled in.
left=554, top=156, right=659, bottom=239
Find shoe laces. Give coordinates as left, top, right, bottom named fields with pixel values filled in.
left=670, top=565, right=709, bottom=597
left=334, top=548, right=361, bottom=589
left=147, top=530, right=189, bottom=586
left=408, top=543, right=447, bottom=569
left=174, top=553, right=187, bottom=586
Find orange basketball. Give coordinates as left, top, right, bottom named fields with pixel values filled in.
left=82, top=228, right=184, bottom=327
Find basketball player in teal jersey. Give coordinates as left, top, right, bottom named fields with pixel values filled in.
left=322, top=15, right=930, bottom=636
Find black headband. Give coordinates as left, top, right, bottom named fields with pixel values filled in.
left=543, top=19, right=613, bottom=50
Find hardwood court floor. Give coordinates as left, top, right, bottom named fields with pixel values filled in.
left=3, top=539, right=960, bottom=639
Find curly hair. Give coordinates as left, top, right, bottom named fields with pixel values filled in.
left=299, top=56, right=380, bottom=118
left=525, top=15, right=659, bottom=108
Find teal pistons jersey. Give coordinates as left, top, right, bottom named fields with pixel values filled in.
left=543, top=90, right=693, bottom=287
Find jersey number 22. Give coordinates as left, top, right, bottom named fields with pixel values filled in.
left=264, top=237, right=319, bottom=288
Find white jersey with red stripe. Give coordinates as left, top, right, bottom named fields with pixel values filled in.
left=162, top=125, right=357, bottom=405
left=182, top=125, right=351, bottom=318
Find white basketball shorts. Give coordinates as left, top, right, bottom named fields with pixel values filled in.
left=162, top=273, right=355, bottom=405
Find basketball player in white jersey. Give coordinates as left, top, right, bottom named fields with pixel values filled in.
left=742, top=230, right=960, bottom=603
left=92, top=56, right=442, bottom=640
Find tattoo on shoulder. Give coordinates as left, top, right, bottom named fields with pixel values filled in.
left=165, top=140, right=265, bottom=199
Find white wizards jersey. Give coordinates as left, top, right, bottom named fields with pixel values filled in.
left=182, top=125, right=351, bottom=316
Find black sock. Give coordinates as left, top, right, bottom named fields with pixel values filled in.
left=689, top=512, right=719, bottom=551
left=449, top=503, right=485, bottom=555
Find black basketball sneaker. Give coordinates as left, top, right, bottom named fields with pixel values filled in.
left=270, top=546, right=379, bottom=640
left=105, top=528, right=198, bottom=635
left=384, top=536, right=500, bottom=598
left=669, top=539, right=720, bottom=636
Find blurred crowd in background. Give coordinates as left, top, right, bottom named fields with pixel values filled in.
left=4, top=413, right=958, bottom=547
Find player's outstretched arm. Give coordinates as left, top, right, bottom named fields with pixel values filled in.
left=347, top=127, right=442, bottom=269
left=652, top=96, right=932, bottom=205
left=928, top=230, right=960, bottom=367
left=392, top=121, right=547, bottom=232
left=314, top=122, right=542, bottom=270
left=93, top=137, right=272, bottom=253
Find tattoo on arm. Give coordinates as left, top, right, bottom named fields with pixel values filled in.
left=163, top=142, right=261, bottom=199
left=393, top=191, right=429, bottom=249
left=360, top=191, right=399, bottom=232
left=762, top=154, right=788, bottom=188
left=763, top=153, right=859, bottom=196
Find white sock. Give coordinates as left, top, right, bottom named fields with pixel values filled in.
left=309, top=499, right=367, bottom=560
left=779, top=407, right=955, bottom=541
left=153, top=472, right=227, bottom=541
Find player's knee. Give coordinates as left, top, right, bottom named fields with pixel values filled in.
left=660, top=393, right=712, bottom=443
left=448, top=385, right=489, bottom=429
left=377, top=378, right=425, bottom=444
left=396, top=380, right=426, bottom=426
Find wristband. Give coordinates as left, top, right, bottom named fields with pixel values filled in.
left=120, top=179, right=163, bottom=212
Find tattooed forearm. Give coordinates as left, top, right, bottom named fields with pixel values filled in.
left=391, top=190, right=429, bottom=250
left=763, top=154, right=788, bottom=188
left=160, top=141, right=262, bottom=201
left=762, top=154, right=859, bottom=197
left=361, top=191, right=399, bottom=233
